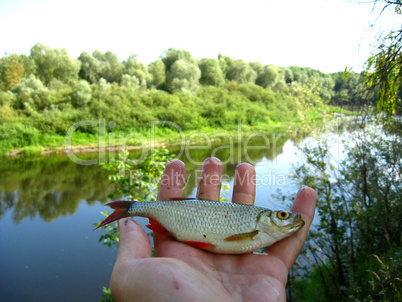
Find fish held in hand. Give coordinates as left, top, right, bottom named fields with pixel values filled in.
left=95, top=199, right=305, bottom=254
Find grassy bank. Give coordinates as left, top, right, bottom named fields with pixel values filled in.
left=0, top=84, right=347, bottom=156
left=1, top=46, right=359, bottom=156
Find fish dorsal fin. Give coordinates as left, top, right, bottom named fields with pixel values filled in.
left=224, top=230, right=260, bottom=242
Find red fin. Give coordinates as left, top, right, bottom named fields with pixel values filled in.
left=146, top=217, right=170, bottom=235
left=185, top=241, right=215, bottom=250
left=168, top=197, right=197, bottom=201
left=224, top=230, right=260, bottom=241
left=94, top=201, right=133, bottom=230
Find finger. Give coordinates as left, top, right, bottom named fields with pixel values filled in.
left=267, top=187, right=317, bottom=270
left=116, top=218, right=152, bottom=261
left=155, top=159, right=186, bottom=245
left=111, top=219, right=152, bottom=301
left=232, top=163, right=256, bottom=205
left=196, top=157, right=222, bottom=201
left=158, top=159, right=186, bottom=201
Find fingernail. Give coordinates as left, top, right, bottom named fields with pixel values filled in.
left=296, top=186, right=308, bottom=197
left=119, top=218, right=134, bottom=229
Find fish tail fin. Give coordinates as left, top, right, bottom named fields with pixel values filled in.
left=94, top=201, right=134, bottom=230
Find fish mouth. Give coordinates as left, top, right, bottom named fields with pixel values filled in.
left=288, top=215, right=305, bottom=231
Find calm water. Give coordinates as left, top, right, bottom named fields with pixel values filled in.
left=0, top=125, right=347, bottom=301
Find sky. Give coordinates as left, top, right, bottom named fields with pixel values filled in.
left=0, top=0, right=399, bottom=73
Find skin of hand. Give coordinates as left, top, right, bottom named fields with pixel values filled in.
left=110, top=158, right=317, bottom=302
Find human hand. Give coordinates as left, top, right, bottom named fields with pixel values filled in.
left=110, top=158, right=317, bottom=302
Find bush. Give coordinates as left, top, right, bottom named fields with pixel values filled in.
left=0, top=122, right=40, bottom=153
left=72, top=80, right=92, bottom=108
left=237, top=84, right=275, bottom=105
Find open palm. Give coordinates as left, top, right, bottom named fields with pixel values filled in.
left=110, top=158, right=317, bottom=302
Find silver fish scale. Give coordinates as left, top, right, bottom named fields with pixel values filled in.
left=129, top=199, right=268, bottom=237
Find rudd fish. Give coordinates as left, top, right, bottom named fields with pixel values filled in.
left=95, top=199, right=305, bottom=254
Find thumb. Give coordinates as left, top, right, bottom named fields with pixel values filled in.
left=116, top=218, right=152, bottom=261
left=267, top=186, right=317, bottom=270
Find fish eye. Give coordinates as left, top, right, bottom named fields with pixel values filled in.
left=277, top=211, right=289, bottom=219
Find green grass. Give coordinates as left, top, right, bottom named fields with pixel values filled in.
left=1, top=111, right=334, bottom=156
left=0, top=83, right=350, bottom=156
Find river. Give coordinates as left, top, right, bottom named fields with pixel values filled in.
left=0, top=120, right=347, bottom=301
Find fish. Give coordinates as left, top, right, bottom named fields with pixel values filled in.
left=95, top=198, right=305, bottom=254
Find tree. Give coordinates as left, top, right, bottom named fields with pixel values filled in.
left=366, top=31, right=402, bottom=114
left=288, top=117, right=401, bottom=300
left=121, top=74, right=140, bottom=90
left=251, top=62, right=278, bottom=88
left=73, top=80, right=92, bottom=108
left=198, top=58, right=225, bottom=87
left=93, top=50, right=124, bottom=83
left=284, top=68, right=294, bottom=84
left=14, top=74, right=45, bottom=93
left=78, top=52, right=101, bottom=83
left=30, top=43, right=80, bottom=86
left=225, top=59, right=257, bottom=84
left=217, top=54, right=233, bottom=78
left=12, top=74, right=54, bottom=111
left=332, top=71, right=375, bottom=107
left=0, top=54, right=25, bottom=90
left=365, top=0, right=402, bottom=114
left=123, top=54, right=150, bottom=89
left=148, top=60, right=166, bottom=89
left=168, top=59, right=201, bottom=94
left=161, top=49, right=201, bottom=94
left=161, top=48, right=195, bottom=72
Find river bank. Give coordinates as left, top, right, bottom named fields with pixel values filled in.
left=3, top=106, right=350, bottom=157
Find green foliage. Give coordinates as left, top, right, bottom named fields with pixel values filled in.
left=147, top=59, right=166, bottom=89
left=0, top=54, right=25, bottom=90
left=0, top=122, right=40, bottom=153
left=168, top=59, right=201, bottom=93
left=73, top=80, right=92, bottom=108
left=366, top=32, right=402, bottom=114
left=120, top=74, right=140, bottom=90
left=287, top=115, right=402, bottom=301
left=100, top=286, right=115, bottom=302
left=0, top=44, right=354, bottom=156
left=162, top=49, right=201, bottom=94
left=30, top=43, right=80, bottom=86
left=123, top=54, right=150, bottom=89
left=105, top=148, right=172, bottom=201
left=289, top=263, right=334, bottom=302
left=252, top=63, right=279, bottom=88
left=78, top=51, right=101, bottom=83
left=365, top=252, right=402, bottom=301
left=237, top=83, right=275, bottom=105
left=94, top=147, right=173, bottom=246
left=333, top=71, right=374, bottom=108
left=226, top=59, right=257, bottom=84
left=93, top=50, right=125, bottom=83
left=198, top=58, right=225, bottom=87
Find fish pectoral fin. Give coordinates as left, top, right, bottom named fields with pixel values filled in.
left=146, top=217, right=170, bottom=235
left=224, top=230, right=260, bottom=241
left=184, top=241, right=215, bottom=250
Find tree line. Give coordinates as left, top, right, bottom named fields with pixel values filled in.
left=0, top=43, right=355, bottom=155
left=0, top=43, right=373, bottom=107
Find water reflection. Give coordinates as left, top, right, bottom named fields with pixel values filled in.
left=0, top=133, right=291, bottom=224
left=167, top=134, right=289, bottom=196
left=0, top=155, right=115, bottom=223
